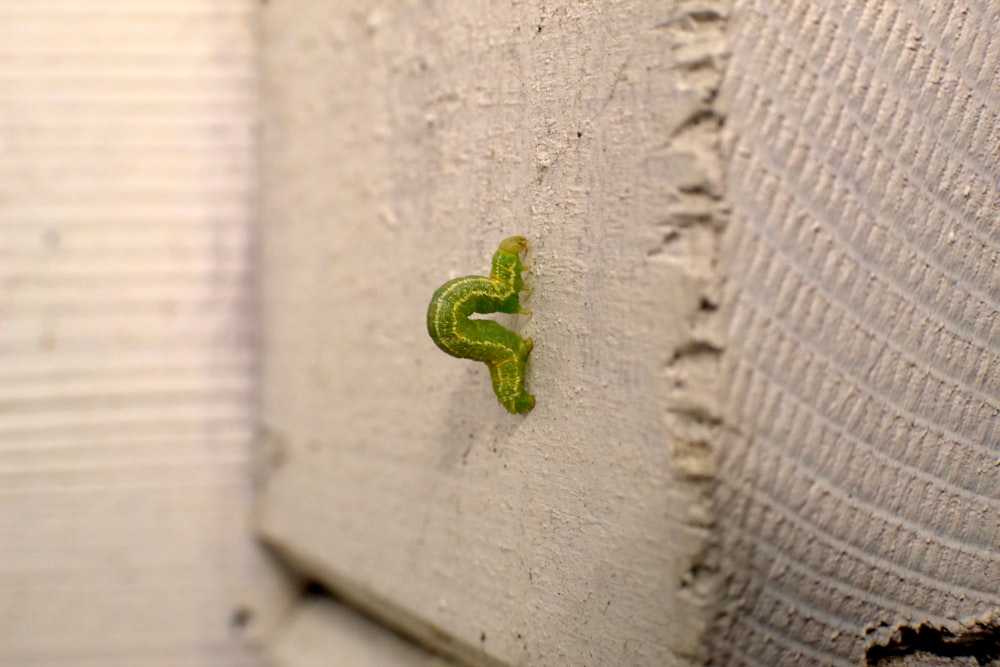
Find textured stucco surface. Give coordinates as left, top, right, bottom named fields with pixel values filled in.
left=257, top=1, right=728, bottom=665
left=713, top=0, right=1000, bottom=664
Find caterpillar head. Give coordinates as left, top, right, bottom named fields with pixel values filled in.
left=498, top=236, right=528, bottom=254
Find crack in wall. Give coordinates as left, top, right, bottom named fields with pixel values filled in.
left=865, top=616, right=1000, bottom=666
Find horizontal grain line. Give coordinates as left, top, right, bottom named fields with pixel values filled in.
left=753, top=2, right=1000, bottom=209
left=0, top=337, right=254, bottom=355
left=739, top=143, right=999, bottom=375
left=742, top=222, right=1000, bottom=434
left=0, top=118, right=254, bottom=128
left=0, top=357, right=253, bottom=380
left=0, top=475, right=251, bottom=497
left=0, top=412, right=251, bottom=436
left=754, top=424, right=999, bottom=559
left=746, top=482, right=1000, bottom=605
left=740, top=55, right=1000, bottom=290
left=736, top=195, right=1000, bottom=414
left=0, top=384, right=251, bottom=405
left=730, top=337, right=999, bottom=507
left=757, top=540, right=952, bottom=627
left=0, top=430, right=251, bottom=453
left=739, top=613, right=855, bottom=667
left=732, top=291, right=998, bottom=469
left=0, top=421, right=252, bottom=444
left=0, top=455, right=248, bottom=476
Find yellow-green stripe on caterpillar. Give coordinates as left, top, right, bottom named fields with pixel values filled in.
left=427, top=236, right=535, bottom=414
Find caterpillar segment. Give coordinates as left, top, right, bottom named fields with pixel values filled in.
left=426, top=236, right=535, bottom=414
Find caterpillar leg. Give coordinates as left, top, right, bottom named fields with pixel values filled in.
left=488, top=349, right=534, bottom=414
left=508, top=392, right=535, bottom=413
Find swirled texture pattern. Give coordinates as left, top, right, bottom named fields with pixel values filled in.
left=712, top=0, right=1000, bottom=664
left=427, top=236, right=534, bottom=413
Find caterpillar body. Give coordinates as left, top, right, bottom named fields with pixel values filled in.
left=427, top=236, right=535, bottom=414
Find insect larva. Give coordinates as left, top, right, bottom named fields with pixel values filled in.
left=426, top=236, right=535, bottom=414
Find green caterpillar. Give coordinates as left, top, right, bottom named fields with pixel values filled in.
left=426, top=236, right=535, bottom=414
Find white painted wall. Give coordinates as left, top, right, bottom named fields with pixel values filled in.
left=257, top=1, right=727, bottom=666
left=0, top=4, right=290, bottom=666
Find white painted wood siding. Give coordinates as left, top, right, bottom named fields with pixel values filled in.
left=257, top=1, right=727, bottom=666
left=0, top=3, right=287, bottom=666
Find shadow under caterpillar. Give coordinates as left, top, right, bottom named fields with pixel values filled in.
left=426, top=236, right=535, bottom=414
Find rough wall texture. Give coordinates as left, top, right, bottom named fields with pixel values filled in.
left=258, top=1, right=728, bottom=665
left=713, top=0, right=1000, bottom=664
left=0, top=3, right=288, bottom=666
